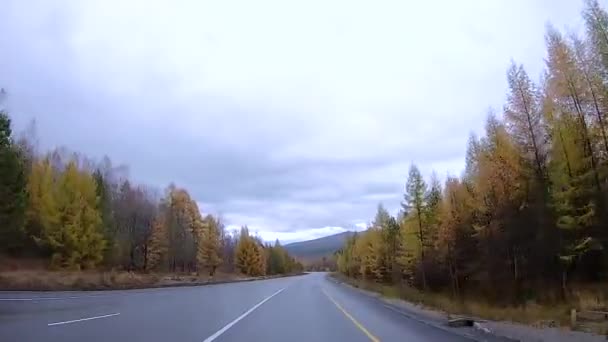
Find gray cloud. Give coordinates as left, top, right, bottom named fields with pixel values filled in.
left=1, top=0, right=586, bottom=242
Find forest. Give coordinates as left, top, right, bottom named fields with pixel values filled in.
left=337, top=0, right=608, bottom=306
left=0, top=97, right=302, bottom=278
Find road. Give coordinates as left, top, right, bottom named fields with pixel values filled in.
left=0, top=272, right=501, bottom=342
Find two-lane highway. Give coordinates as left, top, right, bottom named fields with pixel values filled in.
left=0, top=273, right=497, bottom=341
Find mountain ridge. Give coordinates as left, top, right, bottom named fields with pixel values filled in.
left=284, top=231, right=355, bottom=260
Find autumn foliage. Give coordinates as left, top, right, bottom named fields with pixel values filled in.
left=0, top=108, right=301, bottom=276
left=338, top=0, right=608, bottom=304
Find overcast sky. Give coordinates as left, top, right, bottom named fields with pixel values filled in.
left=1, top=0, right=588, bottom=243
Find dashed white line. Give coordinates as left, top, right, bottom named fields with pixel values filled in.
left=202, top=287, right=286, bottom=342
left=47, top=313, right=121, bottom=326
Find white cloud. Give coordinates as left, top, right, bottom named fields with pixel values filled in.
left=0, top=0, right=588, bottom=242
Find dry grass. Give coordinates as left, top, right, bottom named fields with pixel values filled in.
left=336, top=272, right=608, bottom=334
left=0, top=270, right=162, bottom=290
left=0, top=255, right=262, bottom=290
left=0, top=254, right=305, bottom=291
left=331, top=273, right=573, bottom=327
left=0, top=269, right=276, bottom=291
left=571, top=285, right=608, bottom=311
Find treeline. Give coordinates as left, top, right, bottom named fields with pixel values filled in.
left=338, top=0, right=608, bottom=304
left=0, top=104, right=301, bottom=276
left=303, top=256, right=338, bottom=272
left=235, top=227, right=302, bottom=276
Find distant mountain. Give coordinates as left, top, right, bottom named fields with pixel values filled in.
left=284, top=231, right=355, bottom=260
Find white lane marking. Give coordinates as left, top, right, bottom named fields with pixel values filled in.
left=47, top=313, right=120, bottom=326
left=202, top=287, right=286, bottom=342
left=0, top=295, right=103, bottom=301
left=0, top=297, right=73, bottom=301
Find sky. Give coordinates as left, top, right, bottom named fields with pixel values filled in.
left=0, top=0, right=590, bottom=243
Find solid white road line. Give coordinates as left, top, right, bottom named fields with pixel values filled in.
left=47, top=313, right=121, bottom=326
left=202, top=287, right=286, bottom=342
left=0, top=295, right=103, bottom=301
left=0, top=297, right=74, bottom=301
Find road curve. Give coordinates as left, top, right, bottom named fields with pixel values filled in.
left=0, top=272, right=500, bottom=341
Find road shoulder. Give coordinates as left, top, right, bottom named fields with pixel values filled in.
left=328, top=274, right=608, bottom=342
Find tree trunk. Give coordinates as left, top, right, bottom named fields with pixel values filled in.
left=143, top=244, right=148, bottom=271
left=516, top=83, right=544, bottom=180
left=448, top=257, right=457, bottom=298
left=583, top=71, right=608, bottom=156
left=569, top=83, right=602, bottom=193
left=129, top=245, right=135, bottom=271
left=512, top=250, right=521, bottom=300
left=416, top=207, right=428, bottom=291
left=556, top=124, right=574, bottom=178
left=454, top=266, right=460, bottom=298
left=562, top=269, right=568, bottom=300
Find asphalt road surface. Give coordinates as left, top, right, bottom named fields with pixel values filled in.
left=0, top=272, right=502, bottom=342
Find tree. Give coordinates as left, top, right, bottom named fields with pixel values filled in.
left=147, top=212, right=168, bottom=271
left=112, top=181, right=157, bottom=271
left=197, top=214, right=222, bottom=276
left=30, top=159, right=106, bottom=269
left=58, top=161, right=105, bottom=268
left=583, top=0, right=608, bottom=78
left=220, top=225, right=237, bottom=273
left=504, top=62, right=547, bottom=182
left=335, top=0, right=608, bottom=305
left=546, top=25, right=602, bottom=199
left=235, top=226, right=265, bottom=276
left=437, top=177, right=477, bottom=298
left=402, top=164, right=429, bottom=289
left=267, top=239, right=287, bottom=275
left=0, top=111, right=27, bottom=253
left=354, top=227, right=385, bottom=282
left=164, top=186, right=199, bottom=272
left=337, top=233, right=359, bottom=278
left=26, top=158, right=58, bottom=255
left=570, top=34, right=608, bottom=158
left=424, top=173, right=442, bottom=242
left=474, top=113, right=528, bottom=299
left=93, top=169, right=116, bottom=264
left=374, top=204, right=400, bottom=282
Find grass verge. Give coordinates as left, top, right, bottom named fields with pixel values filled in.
left=0, top=270, right=306, bottom=291
left=330, top=273, right=571, bottom=327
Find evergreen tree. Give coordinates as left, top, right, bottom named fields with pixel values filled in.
left=0, top=111, right=27, bottom=253
left=402, top=164, right=429, bottom=289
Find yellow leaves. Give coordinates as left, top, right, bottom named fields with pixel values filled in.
left=475, top=117, right=524, bottom=211
left=168, top=187, right=203, bottom=237
left=28, top=157, right=105, bottom=269
left=27, top=158, right=59, bottom=241
left=235, top=227, right=265, bottom=276
left=146, top=186, right=224, bottom=274
left=197, top=215, right=222, bottom=275
left=396, top=217, right=420, bottom=268
left=353, top=228, right=385, bottom=281
left=437, top=178, right=473, bottom=252
left=147, top=213, right=168, bottom=270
